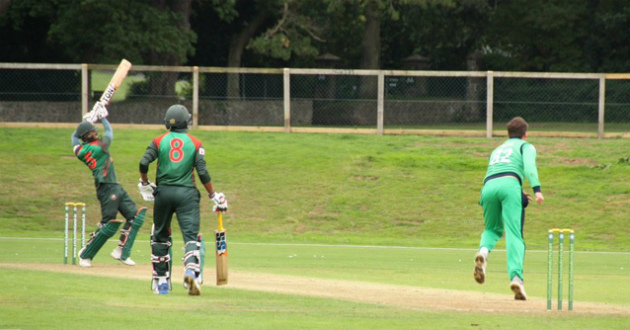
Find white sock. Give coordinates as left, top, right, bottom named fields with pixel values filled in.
left=479, top=247, right=489, bottom=257
left=158, top=276, right=168, bottom=285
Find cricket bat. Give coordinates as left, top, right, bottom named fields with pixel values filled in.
left=215, top=212, right=228, bottom=285
left=98, top=59, right=132, bottom=106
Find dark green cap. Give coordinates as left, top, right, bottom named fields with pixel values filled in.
left=164, top=105, right=191, bottom=130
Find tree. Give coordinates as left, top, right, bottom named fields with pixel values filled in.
left=391, top=0, right=489, bottom=70
left=0, top=0, right=66, bottom=63
left=485, top=0, right=590, bottom=72
left=47, top=0, right=196, bottom=65
left=0, top=0, right=11, bottom=14
left=225, top=0, right=278, bottom=98
left=246, top=0, right=323, bottom=63
left=584, top=0, right=630, bottom=72
left=0, top=0, right=216, bottom=98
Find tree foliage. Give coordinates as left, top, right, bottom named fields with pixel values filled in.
left=48, top=0, right=196, bottom=64
left=388, top=0, right=489, bottom=70
left=484, top=0, right=591, bottom=72
left=246, top=0, right=322, bottom=61
left=585, top=0, right=630, bottom=72
left=1, top=0, right=630, bottom=72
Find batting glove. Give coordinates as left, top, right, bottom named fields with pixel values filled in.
left=83, top=110, right=98, bottom=123
left=82, top=102, right=108, bottom=123
left=138, top=179, right=156, bottom=202
left=210, top=192, right=228, bottom=212
left=94, top=101, right=109, bottom=120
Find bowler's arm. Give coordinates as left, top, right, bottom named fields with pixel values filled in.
left=523, top=144, right=544, bottom=204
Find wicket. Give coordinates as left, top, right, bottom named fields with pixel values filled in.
left=547, top=228, right=575, bottom=311
left=64, top=202, right=86, bottom=265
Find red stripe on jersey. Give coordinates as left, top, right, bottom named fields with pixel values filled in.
left=153, top=133, right=169, bottom=148
left=187, top=133, right=203, bottom=152
left=187, top=134, right=202, bottom=187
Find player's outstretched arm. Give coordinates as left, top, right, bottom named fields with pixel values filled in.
left=71, top=131, right=81, bottom=147
left=101, top=118, right=113, bottom=142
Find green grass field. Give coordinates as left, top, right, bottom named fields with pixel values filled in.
left=1, top=127, right=629, bottom=329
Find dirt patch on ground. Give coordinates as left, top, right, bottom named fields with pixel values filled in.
left=2, top=262, right=629, bottom=315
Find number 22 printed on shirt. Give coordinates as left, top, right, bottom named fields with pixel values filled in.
left=489, top=147, right=513, bottom=165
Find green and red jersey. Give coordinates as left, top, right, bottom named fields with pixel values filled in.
left=74, top=139, right=118, bottom=187
left=141, top=131, right=211, bottom=187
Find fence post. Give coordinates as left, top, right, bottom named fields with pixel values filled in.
left=486, top=71, right=494, bottom=138
left=284, top=68, right=291, bottom=133
left=81, top=64, right=89, bottom=117
left=192, top=66, right=199, bottom=129
left=377, top=72, right=384, bottom=136
left=597, top=75, right=606, bottom=139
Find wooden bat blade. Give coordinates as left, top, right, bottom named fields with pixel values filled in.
left=215, top=229, right=228, bottom=285
left=215, top=213, right=228, bottom=285
left=99, top=59, right=132, bottom=105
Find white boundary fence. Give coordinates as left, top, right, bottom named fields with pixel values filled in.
left=1, top=63, right=629, bottom=138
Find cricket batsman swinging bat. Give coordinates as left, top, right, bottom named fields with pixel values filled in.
left=215, top=212, right=228, bottom=285
left=98, top=59, right=132, bottom=106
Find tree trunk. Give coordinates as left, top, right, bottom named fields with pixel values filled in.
left=227, top=11, right=268, bottom=99
left=359, top=0, right=381, bottom=98
left=464, top=51, right=483, bottom=122
left=148, top=0, right=192, bottom=98
left=360, top=0, right=381, bottom=70
left=0, top=0, right=11, bottom=15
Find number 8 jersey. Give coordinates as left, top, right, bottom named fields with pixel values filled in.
left=146, top=131, right=209, bottom=187
left=484, top=138, right=541, bottom=190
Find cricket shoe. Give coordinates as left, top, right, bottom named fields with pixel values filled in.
left=473, top=252, right=487, bottom=284
left=156, top=283, right=170, bottom=295
left=184, top=270, right=201, bottom=296
left=78, top=247, right=92, bottom=268
left=110, top=246, right=136, bottom=266
left=510, top=277, right=528, bottom=301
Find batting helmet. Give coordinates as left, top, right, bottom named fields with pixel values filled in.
left=164, top=105, right=191, bottom=130
left=75, top=121, right=96, bottom=139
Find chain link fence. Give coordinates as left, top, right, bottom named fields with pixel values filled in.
left=1, top=63, right=629, bottom=137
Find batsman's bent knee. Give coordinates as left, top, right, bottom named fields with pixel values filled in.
left=121, top=207, right=147, bottom=260
left=80, top=220, right=123, bottom=260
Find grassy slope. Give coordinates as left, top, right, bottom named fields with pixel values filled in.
left=1, top=128, right=629, bottom=251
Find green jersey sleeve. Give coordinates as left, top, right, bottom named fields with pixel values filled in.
left=522, top=143, right=541, bottom=191
left=139, top=141, right=158, bottom=174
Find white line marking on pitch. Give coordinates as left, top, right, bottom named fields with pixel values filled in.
left=0, top=237, right=628, bottom=255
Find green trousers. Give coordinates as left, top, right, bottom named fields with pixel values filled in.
left=152, top=185, right=201, bottom=276
left=478, top=177, right=526, bottom=281
left=96, top=183, right=138, bottom=243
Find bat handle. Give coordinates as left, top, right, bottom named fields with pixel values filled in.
left=217, top=213, right=224, bottom=231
